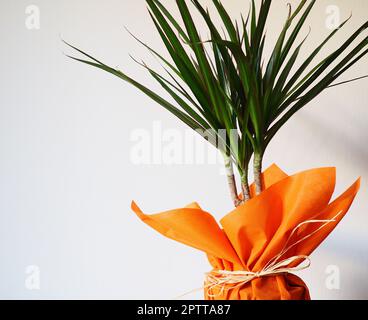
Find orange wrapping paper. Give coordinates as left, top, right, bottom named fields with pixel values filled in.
left=131, top=165, right=360, bottom=300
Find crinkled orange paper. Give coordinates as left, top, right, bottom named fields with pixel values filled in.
left=131, top=165, right=360, bottom=300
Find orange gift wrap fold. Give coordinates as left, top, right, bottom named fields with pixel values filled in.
left=131, top=165, right=360, bottom=300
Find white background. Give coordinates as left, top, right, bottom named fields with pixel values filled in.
left=0, top=0, right=367, bottom=299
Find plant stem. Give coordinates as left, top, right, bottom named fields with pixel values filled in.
left=224, top=156, right=241, bottom=207
left=241, top=170, right=251, bottom=202
left=253, top=152, right=263, bottom=196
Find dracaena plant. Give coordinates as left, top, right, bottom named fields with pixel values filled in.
left=65, top=0, right=368, bottom=207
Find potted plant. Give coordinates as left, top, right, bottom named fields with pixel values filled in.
left=66, top=0, right=367, bottom=300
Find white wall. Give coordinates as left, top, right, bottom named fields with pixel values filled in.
left=0, top=0, right=367, bottom=299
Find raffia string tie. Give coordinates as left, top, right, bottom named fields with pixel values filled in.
left=204, top=211, right=343, bottom=297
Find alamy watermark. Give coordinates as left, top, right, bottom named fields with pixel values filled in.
left=325, top=264, right=340, bottom=290
left=325, top=5, right=341, bottom=30
left=25, top=5, right=40, bottom=30
left=130, top=121, right=239, bottom=173
left=25, top=265, right=40, bottom=290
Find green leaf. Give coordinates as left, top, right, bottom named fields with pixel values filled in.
left=282, top=14, right=352, bottom=98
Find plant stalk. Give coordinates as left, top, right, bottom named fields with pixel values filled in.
left=241, top=171, right=251, bottom=202
left=253, top=153, right=263, bottom=196
left=224, top=156, right=242, bottom=207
